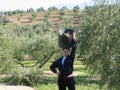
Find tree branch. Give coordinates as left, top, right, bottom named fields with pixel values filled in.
left=33, top=49, right=60, bottom=68
left=14, top=59, right=24, bottom=67
left=39, top=49, right=61, bottom=68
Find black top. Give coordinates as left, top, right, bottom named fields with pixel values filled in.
left=50, top=39, right=77, bottom=79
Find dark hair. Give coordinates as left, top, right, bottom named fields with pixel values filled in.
left=62, top=48, right=70, bottom=51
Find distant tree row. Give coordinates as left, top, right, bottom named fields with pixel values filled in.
left=0, top=6, right=80, bottom=16
left=0, top=17, right=9, bottom=24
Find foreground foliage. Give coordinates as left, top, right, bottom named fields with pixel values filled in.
left=0, top=1, right=120, bottom=89
left=78, top=2, right=120, bottom=90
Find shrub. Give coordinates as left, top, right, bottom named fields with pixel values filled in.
left=5, top=67, right=43, bottom=86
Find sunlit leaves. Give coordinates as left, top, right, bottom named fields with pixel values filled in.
left=78, top=3, right=120, bottom=89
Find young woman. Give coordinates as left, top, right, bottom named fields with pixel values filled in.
left=50, top=33, right=77, bottom=90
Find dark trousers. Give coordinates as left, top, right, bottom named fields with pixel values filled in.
left=58, top=77, right=75, bottom=90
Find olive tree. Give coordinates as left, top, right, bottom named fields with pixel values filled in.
left=37, top=7, right=45, bottom=12
left=73, top=5, right=80, bottom=16
left=0, top=26, right=17, bottom=73
left=27, top=31, right=59, bottom=68
left=78, top=1, right=120, bottom=89
left=58, top=18, right=73, bottom=29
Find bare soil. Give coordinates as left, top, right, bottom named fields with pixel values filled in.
left=0, top=85, right=35, bottom=90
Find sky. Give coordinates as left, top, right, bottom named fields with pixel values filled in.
left=0, top=0, right=95, bottom=11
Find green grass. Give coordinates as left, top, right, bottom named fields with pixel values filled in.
left=21, top=60, right=37, bottom=67
left=37, top=83, right=58, bottom=90
left=34, top=60, right=105, bottom=90
left=40, top=62, right=51, bottom=71
left=36, top=75, right=103, bottom=90
left=0, top=59, right=106, bottom=90
left=37, top=83, right=102, bottom=90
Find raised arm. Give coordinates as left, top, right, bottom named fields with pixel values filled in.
left=70, top=33, right=77, bottom=59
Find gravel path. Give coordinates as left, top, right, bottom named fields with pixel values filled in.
left=0, top=85, right=35, bottom=90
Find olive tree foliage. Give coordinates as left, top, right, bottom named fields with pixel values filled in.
left=14, top=23, right=58, bottom=64
left=73, top=5, right=80, bottom=16
left=27, top=31, right=58, bottom=68
left=37, top=7, right=45, bottom=12
left=58, top=18, right=74, bottom=30
left=27, top=8, right=35, bottom=13
left=0, top=26, right=31, bottom=72
left=59, top=6, right=68, bottom=16
left=40, top=20, right=53, bottom=32
left=48, top=6, right=58, bottom=12
left=0, top=19, right=58, bottom=73
left=0, top=26, right=17, bottom=73
left=32, top=12, right=37, bottom=18
left=44, top=12, right=50, bottom=20
left=0, top=23, right=60, bottom=85
left=13, top=27, right=31, bottom=61
left=78, top=1, right=120, bottom=89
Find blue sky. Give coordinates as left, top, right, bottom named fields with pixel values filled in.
left=0, top=0, right=94, bottom=11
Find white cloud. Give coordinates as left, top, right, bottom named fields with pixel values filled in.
left=0, top=0, right=94, bottom=11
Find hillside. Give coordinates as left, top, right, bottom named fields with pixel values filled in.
left=1, top=9, right=81, bottom=31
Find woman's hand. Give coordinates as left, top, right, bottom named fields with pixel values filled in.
left=73, top=32, right=76, bottom=40
left=55, top=72, right=60, bottom=76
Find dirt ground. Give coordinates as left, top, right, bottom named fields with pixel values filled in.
left=0, top=85, right=35, bottom=90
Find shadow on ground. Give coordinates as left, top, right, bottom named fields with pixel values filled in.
left=75, top=75, right=100, bottom=85
left=0, top=75, right=100, bottom=87
left=38, top=75, right=100, bottom=86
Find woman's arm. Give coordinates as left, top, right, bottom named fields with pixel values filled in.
left=50, top=60, right=59, bottom=75
left=70, top=32, right=77, bottom=59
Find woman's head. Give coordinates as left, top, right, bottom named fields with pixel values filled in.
left=62, top=48, right=70, bottom=57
